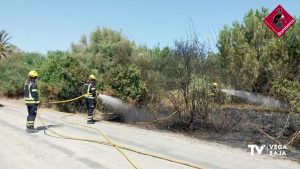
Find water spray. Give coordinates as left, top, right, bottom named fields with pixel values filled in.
left=98, top=94, right=129, bottom=111
left=97, top=94, right=151, bottom=122
left=221, top=89, right=288, bottom=109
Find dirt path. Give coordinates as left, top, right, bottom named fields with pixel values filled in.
left=0, top=98, right=299, bottom=169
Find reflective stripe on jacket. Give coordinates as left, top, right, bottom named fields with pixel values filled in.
left=84, top=82, right=96, bottom=99
left=24, top=81, right=40, bottom=104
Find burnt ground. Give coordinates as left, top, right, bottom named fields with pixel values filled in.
left=104, top=104, right=300, bottom=162
left=166, top=107, right=300, bottom=161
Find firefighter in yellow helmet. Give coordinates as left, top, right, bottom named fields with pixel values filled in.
left=210, top=82, right=220, bottom=103
left=84, top=75, right=97, bottom=124
left=24, top=70, right=40, bottom=133
left=212, top=82, right=218, bottom=93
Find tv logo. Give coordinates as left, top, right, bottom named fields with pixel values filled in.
left=248, top=145, right=265, bottom=155
left=248, top=144, right=287, bottom=156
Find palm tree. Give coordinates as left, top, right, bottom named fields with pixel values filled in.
left=0, top=30, right=12, bottom=60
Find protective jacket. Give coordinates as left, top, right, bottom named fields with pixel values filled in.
left=24, top=80, right=40, bottom=105
left=84, top=81, right=96, bottom=99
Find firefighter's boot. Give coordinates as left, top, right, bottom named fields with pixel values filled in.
left=26, top=126, right=39, bottom=133
left=87, top=116, right=95, bottom=124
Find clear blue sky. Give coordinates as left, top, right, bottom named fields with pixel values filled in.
left=1, top=0, right=299, bottom=54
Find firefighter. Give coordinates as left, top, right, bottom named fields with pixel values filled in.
left=24, top=70, right=40, bottom=133
left=209, top=82, right=218, bottom=102
left=84, top=74, right=97, bottom=124
left=210, top=82, right=223, bottom=103
left=211, top=82, right=218, bottom=94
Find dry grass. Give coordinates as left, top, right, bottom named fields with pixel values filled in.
left=221, top=103, right=286, bottom=113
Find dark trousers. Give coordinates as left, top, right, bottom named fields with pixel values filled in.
left=85, top=98, right=95, bottom=117
left=26, top=104, right=38, bottom=128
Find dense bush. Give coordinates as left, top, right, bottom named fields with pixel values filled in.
left=0, top=52, right=42, bottom=97
left=108, top=64, right=147, bottom=104
left=271, top=79, right=300, bottom=113
left=71, top=27, right=134, bottom=76
left=38, top=51, right=89, bottom=101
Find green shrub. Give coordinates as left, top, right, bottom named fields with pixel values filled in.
left=0, top=52, right=43, bottom=97
left=39, top=51, right=89, bottom=102
left=108, top=64, right=147, bottom=104
left=271, top=79, right=300, bottom=113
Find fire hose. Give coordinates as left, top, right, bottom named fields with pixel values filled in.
left=37, top=95, right=204, bottom=169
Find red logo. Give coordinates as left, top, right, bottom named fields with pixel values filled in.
left=263, top=5, right=296, bottom=37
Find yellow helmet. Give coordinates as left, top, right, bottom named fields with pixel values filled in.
left=213, top=82, right=218, bottom=87
left=88, top=74, right=96, bottom=80
left=28, top=70, right=38, bottom=78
